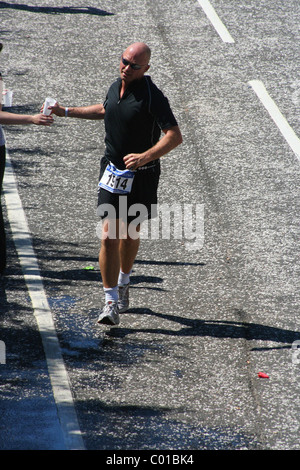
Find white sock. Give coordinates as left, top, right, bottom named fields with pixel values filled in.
left=104, top=286, right=118, bottom=303
left=118, top=270, right=131, bottom=286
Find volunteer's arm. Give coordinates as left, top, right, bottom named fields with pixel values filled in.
left=0, top=108, right=53, bottom=125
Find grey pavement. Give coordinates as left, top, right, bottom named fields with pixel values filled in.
left=0, top=0, right=299, bottom=452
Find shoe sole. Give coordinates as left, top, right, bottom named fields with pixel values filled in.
left=97, top=315, right=119, bottom=326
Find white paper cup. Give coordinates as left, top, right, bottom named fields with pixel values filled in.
left=43, top=97, right=56, bottom=115
left=2, top=90, right=13, bottom=107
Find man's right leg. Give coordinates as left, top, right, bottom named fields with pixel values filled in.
left=99, top=228, right=120, bottom=289
left=97, top=218, right=121, bottom=325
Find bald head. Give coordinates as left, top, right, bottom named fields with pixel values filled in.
left=123, top=42, right=151, bottom=64
left=120, top=42, right=151, bottom=89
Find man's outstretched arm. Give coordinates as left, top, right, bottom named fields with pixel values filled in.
left=47, top=102, right=105, bottom=120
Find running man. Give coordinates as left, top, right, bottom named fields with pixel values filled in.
left=48, top=42, right=182, bottom=325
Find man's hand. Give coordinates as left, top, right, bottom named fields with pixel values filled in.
left=123, top=153, right=144, bottom=170
left=40, top=102, right=106, bottom=120
left=40, top=101, right=64, bottom=117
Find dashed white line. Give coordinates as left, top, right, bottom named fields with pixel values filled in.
left=3, top=147, right=85, bottom=450
left=197, top=0, right=235, bottom=43
left=249, top=80, right=300, bottom=162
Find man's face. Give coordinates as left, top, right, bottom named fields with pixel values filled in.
left=119, top=47, right=149, bottom=86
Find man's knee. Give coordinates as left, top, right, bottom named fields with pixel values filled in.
left=100, top=218, right=119, bottom=241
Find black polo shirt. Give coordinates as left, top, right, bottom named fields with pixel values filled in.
left=103, top=76, right=178, bottom=169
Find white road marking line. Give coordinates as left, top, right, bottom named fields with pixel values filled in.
left=196, top=0, right=235, bottom=43
left=3, top=148, right=85, bottom=450
left=249, top=80, right=300, bottom=162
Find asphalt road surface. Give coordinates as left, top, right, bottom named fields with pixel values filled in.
left=0, top=0, right=299, bottom=453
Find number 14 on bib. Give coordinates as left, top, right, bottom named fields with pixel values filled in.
left=98, top=163, right=135, bottom=194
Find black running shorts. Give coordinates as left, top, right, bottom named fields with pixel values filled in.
left=97, top=157, right=160, bottom=224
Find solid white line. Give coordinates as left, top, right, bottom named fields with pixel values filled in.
left=249, top=80, right=300, bottom=162
left=197, top=0, right=235, bottom=43
left=3, top=148, right=85, bottom=450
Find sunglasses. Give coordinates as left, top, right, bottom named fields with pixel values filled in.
left=121, top=56, right=145, bottom=71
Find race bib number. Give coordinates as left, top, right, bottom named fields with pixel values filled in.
left=98, top=163, right=135, bottom=194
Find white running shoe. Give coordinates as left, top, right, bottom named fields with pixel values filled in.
left=97, top=301, right=120, bottom=325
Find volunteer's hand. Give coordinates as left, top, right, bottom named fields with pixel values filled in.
left=31, top=113, right=54, bottom=125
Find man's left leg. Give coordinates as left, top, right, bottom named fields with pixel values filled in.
left=118, top=224, right=140, bottom=313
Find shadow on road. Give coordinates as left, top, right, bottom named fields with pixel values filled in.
left=106, top=308, right=300, bottom=347
left=0, top=2, right=114, bottom=16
